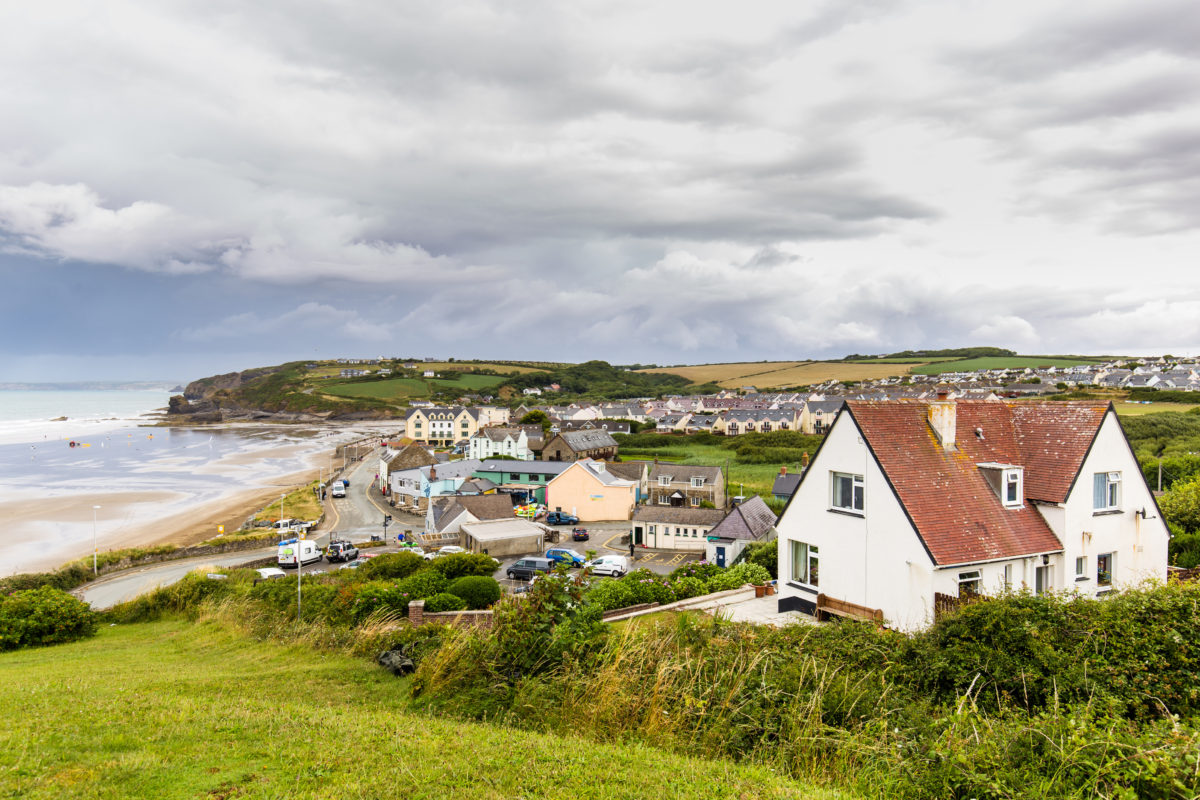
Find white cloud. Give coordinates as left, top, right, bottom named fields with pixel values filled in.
left=3, top=0, right=1200, bottom=368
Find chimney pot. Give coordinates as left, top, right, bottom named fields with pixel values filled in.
left=780, top=466, right=787, bottom=476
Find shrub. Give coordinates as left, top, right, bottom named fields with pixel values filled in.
left=585, top=578, right=636, bottom=612
left=625, top=570, right=675, bottom=605
left=706, top=562, right=771, bottom=591
left=395, top=570, right=449, bottom=601
left=358, top=551, right=425, bottom=581
left=0, top=586, right=97, bottom=650
left=669, top=561, right=722, bottom=582
left=350, top=580, right=408, bottom=622
left=429, top=553, right=500, bottom=581
left=447, top=576, right=501, bottom=610
left=424, top=593, right=468, bottom=613
left=1160, top=474, right=1200, bottom=533
left=740, top=539, right=778, bottom=579
left=671, top=576, right=708, bottom=600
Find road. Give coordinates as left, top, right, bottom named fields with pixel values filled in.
left=79, top=447, right=699, bottom=608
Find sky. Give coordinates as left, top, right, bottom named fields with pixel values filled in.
left=1, top=0, right=1198, bottom=382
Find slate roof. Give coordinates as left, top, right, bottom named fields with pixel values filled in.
left=384, top=444, right=438, bottom=470
left=845, top=400, right=1109, bottom=566
left=605, top=460, right=650, bottom=482
left=707, top=496, right=777, bottom=541
left=649, top=464, right=723, bottom=484
left=633, top=506, right=727, bottom=526
left=558, top=430, right=618, bottom=451
left=771, top=473, right=802, bottom=497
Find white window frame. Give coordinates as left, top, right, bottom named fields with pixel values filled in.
left=1093, top=471, right=1121, bottom=512
left=1075, top=556, right=1086, bottom=580
left=690, top=476, right=704, bottom=488
left=690, top=496, right=700, bottom=507
left=658, top=475, right=671, bottom=487
left=958, top=570, right=982, bottom=596
left=1003, top=469, right=1022, bottom=508
left=830, top=472, right=865, bottom=514
left=790, top=540, right=819, bottom=586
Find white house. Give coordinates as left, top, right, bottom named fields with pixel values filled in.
left=468, top=427, right=533, bottom=461
left=775, top=398, right=1169, bottom=631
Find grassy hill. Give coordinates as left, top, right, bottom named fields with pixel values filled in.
left=909, top=355, right=1108, bottom=375
left=639, top=361, right=917, bottom=389
left=0, top=621, right=837, bottom=800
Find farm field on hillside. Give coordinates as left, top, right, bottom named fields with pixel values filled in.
left=0, top=621, right=824, bottom=799
left=322, top=373, right=505, bottom=401
left=323, top=377, right=430, bottom=399
left=644, top=361, right=919, bottom=388
left=1114, top=401, right=1200, bottom=416
left=911, top=356, right=1106, bottom=375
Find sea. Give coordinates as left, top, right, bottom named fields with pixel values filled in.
left=0, top=389, right=378, bottom=575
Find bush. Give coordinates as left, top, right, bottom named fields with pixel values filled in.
left=1160, top=474, right=1200, bottom=533
left=0, top=586, right=97, bottom=650
left=706, top=562, right=771, bottom=592
left=424, top=593, right=468, bottom=613
left=349, top=580, right=408, bottom=622
left=672, top=576, right=708, bottom=600
left=740, top=539, right=778, bottom=579
left=585, top=578, right=635, bottom=612
left=447, top=576, right=501, bottom=610
left=358, top=551, right=425, bottom=581
left=429, top=553, right=500, bottom=581
left=669, top=561, right=722, bottom=582
left=395, top=571, right=449, bottom=601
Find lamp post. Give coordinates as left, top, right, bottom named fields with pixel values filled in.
left=280, top=493, right=286, bottom=542
left=92, top=505, right=102, bottom=574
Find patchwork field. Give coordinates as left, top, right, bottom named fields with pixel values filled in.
left=643, top=361, right=923, bottom=388
left=1114, top=401, right=1200, bottom=416
left=910, top=356, right=1106, bottom=375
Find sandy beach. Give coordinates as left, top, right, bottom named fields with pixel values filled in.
left=0, top=419, right=394, bottom=576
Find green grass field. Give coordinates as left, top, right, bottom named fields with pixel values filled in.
left=910, top=356, right=1105, bottom=375
left=1114, top=401, right=1200, bottom=416
left=0, top=621, right=835, bottom=799
left=620, top=443, right=802, bottom=499
left=322, top=373, right=505, bottom=402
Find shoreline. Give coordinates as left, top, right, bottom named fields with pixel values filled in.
left=1, top=419, right=392, bottom=576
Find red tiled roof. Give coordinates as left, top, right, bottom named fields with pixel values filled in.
left=846, top=400, right=1108, bottom=566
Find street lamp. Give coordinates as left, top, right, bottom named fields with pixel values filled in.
left=92, top=505, right=101, bottom=574
left=280, top=493, right=286, bottom=541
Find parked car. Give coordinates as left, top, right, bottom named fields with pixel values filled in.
left=255, top=567, right=287, bottom=581
left=325, top=540, right=359, bottom=563
left=571, top=528, right=589, bottom=541
left=545, top=511, right=579, bottom=525
left=330, top=483, right=346, bottom=498
left=506, top=556, right=555, bottom=581
left=338, top=561, right=361, bottom=571
left=545, top=547, right=586, bottom=568
left=423, top=545, right=466, bottom=561
left=584, top=554, right=628, bottom=577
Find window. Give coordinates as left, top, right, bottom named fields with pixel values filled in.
left=790, top=541, right=819, bottom=586
left=1004, top=470, right=1022, bottom=507
left=1003, top=564, right=1013, bottom=589
left=691, top=528, right=698, bottom=537
left=831, top=472, right=865, bottom=513
left=658, top=496, right=670, bottom=505
left=658, top=476, right=671, bottom=487
left=1097, top=552, right=1114, bottom=586
left=1093, top=472, right=1121, bottom=511
left=675, top=527, right=681, bottom=536
left=958, top=570, right=982, bottom=596
left=1075, top=557, right=1086, bottom=580
left=691, top=476, right=704, bottom=488
left=690, top=497, right=700, bottom=507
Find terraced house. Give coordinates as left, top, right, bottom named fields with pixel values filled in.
left=402, top=406, right=481, bottom=446
left=647, top=464, right=725, bottom=509
left=712, top=408, right=800, bottom=435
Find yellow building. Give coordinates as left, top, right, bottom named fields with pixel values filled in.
left=402, top=406, right=482, bottom=445
left=544, top=459, right=636, bottom=522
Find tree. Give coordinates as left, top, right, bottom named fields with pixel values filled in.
left=520, top=410, right=552, bottom=435
left=1160, top=475, right=1200, bottom=534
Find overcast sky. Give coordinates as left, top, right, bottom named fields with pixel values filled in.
left=2, top=0, right=1198, bottom=382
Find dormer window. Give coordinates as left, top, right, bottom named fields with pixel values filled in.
left=978, top=462, right=1023, bottom=508
left=1004, top=469, right=1022, bottom=507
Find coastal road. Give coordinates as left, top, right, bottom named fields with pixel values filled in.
left=78, top=548, right=276, bottom=609
left=325, top=445, right=398, bottom=541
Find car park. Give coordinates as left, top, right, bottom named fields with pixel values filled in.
left=545, top=511, right=579, bottom=525
left=584, top=554, right=628, bottom=577
left=545, top=547, right=586, bottom=567
left=506, top=556, right=555, bottom=581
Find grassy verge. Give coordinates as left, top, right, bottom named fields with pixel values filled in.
left=0, top=620, right=839, bottom=800
left=255, top=480, right=323, bottom=523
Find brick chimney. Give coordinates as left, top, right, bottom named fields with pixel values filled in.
left=779, top=466, right=787, bottom=476
left=928, top=391, right=956, bottom=451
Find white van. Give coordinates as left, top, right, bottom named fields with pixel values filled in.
left=584, top=554, right=629, bottom=577
left=278, top=538, right=322, bottom=568
left=330, top=482, right=346, bottom=498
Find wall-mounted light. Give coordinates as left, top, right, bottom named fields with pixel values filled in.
left=1136, top=508, right=1148, bottom=519
left=1041, top=554, right=1050, bottom=565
